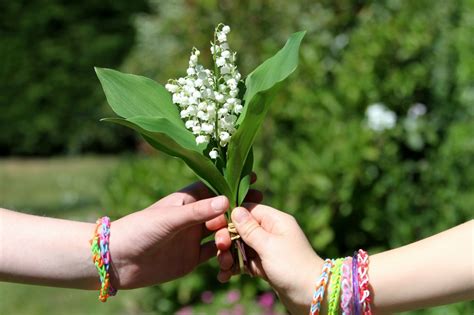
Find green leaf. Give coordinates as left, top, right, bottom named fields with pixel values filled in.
left=237, top=147, right=254, bottom=206
left=95, top=67, right=182, bottom=127
left=226, top=31, right=306, bottom=199
left=240, top=31, right=306, bottom=123
left=102, top=117, right=231, bottom=197
left=126, top=116, right=207, bottom=152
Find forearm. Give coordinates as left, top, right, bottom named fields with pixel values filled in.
left=0, top=208, right=98, bottom=289
left=291, top=221, right=474, bottom=315
left=370, top=220, right=474, bottom=313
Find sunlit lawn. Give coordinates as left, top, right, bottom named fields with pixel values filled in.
left=0, top=156, right=151, bottom=315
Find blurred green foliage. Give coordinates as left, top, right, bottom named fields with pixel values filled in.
left=0, top=0, right=147, bottom=155
left=104, top=0, right=473, bottom=314
left=2, top=0, right=471, bottom=313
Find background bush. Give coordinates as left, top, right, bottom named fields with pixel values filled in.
left=0, top=0, right=147, bottom=155
left=103, top=0, right=473, bottom=314
left=1, top=0, right=471, bottom=313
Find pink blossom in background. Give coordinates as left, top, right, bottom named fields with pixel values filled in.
left=258, top=292, right=275, bottom=308
left=232, top=303, right=245, bottom=315
left=176, top=306, right=193, bottom=315
left=226, top=289, right=241, bottom=304
left=201, top=290, right=214, bottom=304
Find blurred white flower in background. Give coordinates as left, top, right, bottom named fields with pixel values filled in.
left=407, top=103, right=427, bottom=119
left=404, top=103, right=428, bottom=150
left=365, top=103, right=397, bottom=132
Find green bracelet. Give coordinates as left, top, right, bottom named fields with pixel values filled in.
left=327, top=258, right=344, bottom=314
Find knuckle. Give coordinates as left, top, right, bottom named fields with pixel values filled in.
left=163, top=192, right=186, bottom=206
left=173, top=193, right=187, bottom=206
left=284, top=213, right=297, bottom=224
left=242, top=221, right=260, bottom=240
left=190, top=202, right=203, bottom=221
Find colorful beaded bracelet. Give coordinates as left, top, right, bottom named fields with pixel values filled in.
left=352, top=251, right=361, bottom=315
left=327, top=258, right=344, bottom=315
left=340, top=257, right=353, bottom=315
left=90, top=216, right=117, bottom=302
left=309, top=258, right=333, bottom=315
left=309, top=250, right=371, bottom=315
left=357, top=249, right=372, bottom=315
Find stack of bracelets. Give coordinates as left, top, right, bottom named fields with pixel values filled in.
left=310, top=249, right=372, bottom=315
left=90, top=216, right=117, bottom=302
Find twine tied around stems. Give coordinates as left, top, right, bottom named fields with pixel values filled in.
left=227, top=222, right=240, bottom=240
left=227, top=221, right=249, bottom=275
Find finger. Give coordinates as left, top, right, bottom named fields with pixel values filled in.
left=215, top=228, right=232, bottom=251
left=246, top=256, right=266, bottom=278
left=217, top=259, right=263, bottom=282
left=166, top=196, right=229, bottom=231
left=231, top=207, right=270, bottom=251
left=155, top=182, right=213, bottom=207
left=202, top=214, right=228, bottom=239
left=241, top=203, right=288, bottom=224
left=217, top=250, right=234, bottom=271
left=217, top=269, right=234, bottom=283
left=205, top=214, right=228, bottom=231
left=250, top=172, right=257, bottom=184
left=179, top=181, right=214, bottom=203
left=243, top=189, right=263, bottom=203
left=198, top=241, right=218, bottom=264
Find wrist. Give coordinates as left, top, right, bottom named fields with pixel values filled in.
left=107, top=219, right=126, bottom=290
left=281, top=255, right=325, bottom=315
left=89, top=216, right=119, bottom=300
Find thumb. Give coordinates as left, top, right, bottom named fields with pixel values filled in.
left=166, top=196, right=229, bottom=231
left=232, top=207, right=269, bottom=251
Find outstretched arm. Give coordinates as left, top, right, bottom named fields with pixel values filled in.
left=0, top=208, right=98, bottom=289
left=216, top=205, right=474, bottom=314
left=0, top=182, right=230, bottom=290
left=369, top=219, right=474, bottom=313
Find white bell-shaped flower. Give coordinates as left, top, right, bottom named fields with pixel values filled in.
left=167, top=24, right=243, bottom=152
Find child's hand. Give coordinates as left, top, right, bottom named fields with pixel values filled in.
left=109, top=182, right=230, bottom=289
left=215, top=204, right=324, bottom=315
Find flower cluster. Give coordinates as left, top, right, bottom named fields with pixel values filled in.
left=366, top=103, right=397, bottom=132
left=165, top=24, right=243, bottom=159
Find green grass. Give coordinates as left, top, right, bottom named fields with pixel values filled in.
left=0, top=156, right=151, bottom=315
left=0, top=156, right=117, bottom=219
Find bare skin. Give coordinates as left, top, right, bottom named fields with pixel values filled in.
left=215, top=204, right=474, bottom=314
left=0, top=181, right=264, bottom=290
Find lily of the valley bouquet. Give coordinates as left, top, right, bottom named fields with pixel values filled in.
left=96, top=24, right=305, bottom=271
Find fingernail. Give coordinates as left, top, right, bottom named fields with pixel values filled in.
left=211, top=196, right=227, bottom=212
left=233, top=207, right=249, bottom=223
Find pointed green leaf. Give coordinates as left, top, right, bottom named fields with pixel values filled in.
left=227, top=31, right=305, bottom=198
left=95, top=67, right=182, bottom=126
left=240, top=31, right=306, bottom=122
left=126, top=116, right=207, bottom=153
left=102, top=117, right=231, bottom=197
left=237, top=147, right=254, bottom=206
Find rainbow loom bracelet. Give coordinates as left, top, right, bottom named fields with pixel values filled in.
left=340, top=257, right=353, bottom=315
left=352, top=251, right=361, bottom=315
left=327, top=258, right=344, bottom=315
left=309, top=258, right=333, bottom=315
left=90, top=216, right=117, bottom=302
left=357, top=249, right=372, bottom=315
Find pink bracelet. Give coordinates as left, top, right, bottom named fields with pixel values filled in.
left=357, top=249, right=371, bottom=315
left=340, top=256, right=353, bottom=315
